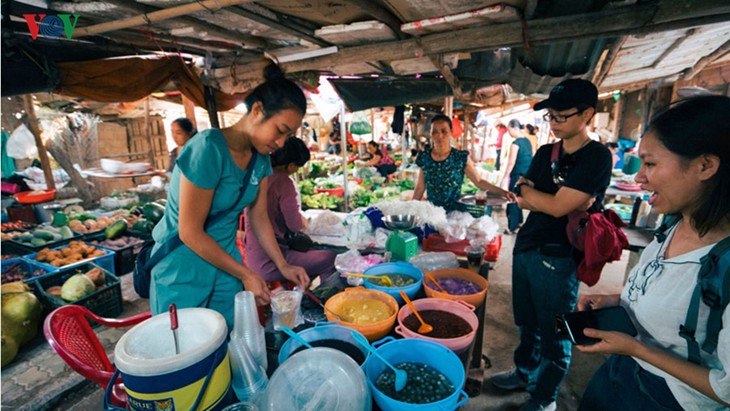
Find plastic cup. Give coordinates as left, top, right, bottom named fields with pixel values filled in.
left=222, top=402, right=258, bottom=411
left=464, top=245, right=484, bottom=270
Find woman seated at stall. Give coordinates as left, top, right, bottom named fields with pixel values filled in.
left=245, top=137, right=337, bottom=284
left=412, top=114, right=516, bottom=212
left=167, top=118, right=196, bottom=173
left=576, top=95, right=730, bottom=411
left=361, top=140, right=397, bottom=180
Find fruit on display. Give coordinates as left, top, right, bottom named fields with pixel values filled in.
left=1, top=282, right=42, bottom=366
left=11, top=225, right=75, bottom=248
left=34, top=241, right=106, bottom=267
left=142, top=202, right=165, bottom=223
left=60, top=273, right=97, bottom=302
left=104, top=220, right=128, bottom=240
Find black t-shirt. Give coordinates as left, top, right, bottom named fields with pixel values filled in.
left=514, top=140, right=612, bottom=254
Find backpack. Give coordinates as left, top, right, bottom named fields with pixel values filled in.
left=656, top=215, right=730, bottom=364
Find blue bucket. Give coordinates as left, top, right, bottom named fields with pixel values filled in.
left=278, top=322, right=371, bottom=368
left=363, top=337, right=468, bottom=411
left=111, top=308, right=234, bottom=411
left=363, top=262, right=423, bottom=305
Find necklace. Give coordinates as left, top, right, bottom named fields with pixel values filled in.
left=563, top=137, right=591, bottom=155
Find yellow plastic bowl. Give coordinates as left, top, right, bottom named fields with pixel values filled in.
left=324, top=287, right=398, bottom=342
left=423, top=268, right=489, bottom=308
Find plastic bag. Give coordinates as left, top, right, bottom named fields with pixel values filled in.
left=439, top=211, right=475, bottom=243
left=409, top=252, right=460, bottom=272
left=270, top=288, right=304, bottom=331
left=335, top=250, right=385, bottom=286
left=467, top=215, right=500, bottom=243
left=6, top=125, right=38, bottom=159
left=343, top=211, right=373, bottom=243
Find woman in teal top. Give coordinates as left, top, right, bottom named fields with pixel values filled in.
left=500, top=119, right=534, bottom=234
left=413, top=114, right=516, bottom=212
left=150, top=64, right=310, bottom=329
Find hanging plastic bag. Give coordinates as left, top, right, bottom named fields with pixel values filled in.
left=7, top=124, right=38, bottom=159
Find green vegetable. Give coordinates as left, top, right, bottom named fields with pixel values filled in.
left=52, top=212, right=68, bottom=227
left=142, top=203, right=165, bottom=223
left=31, top=238, right=46, bottom=247
left=59, top=226, right=74, bottom=239
left=32, top=229, right=56, bottom=241
left=132, top=219, right=155, bottom=233
left=105, top=220, right=127, bottom=240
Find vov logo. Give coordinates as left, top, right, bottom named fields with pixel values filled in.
left=23, top=14, right=80, bottom=40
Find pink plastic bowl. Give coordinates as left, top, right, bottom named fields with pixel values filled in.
left=395, top=298, right=478, bottom=354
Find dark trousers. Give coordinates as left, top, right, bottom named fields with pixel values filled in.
left=506, top=173, right=524, bottom=231
left=495, top=148, right=502, bottom=170
left=579, top=355, right=682, bottom=411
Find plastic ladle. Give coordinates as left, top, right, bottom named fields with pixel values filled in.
left=351, top=331, right=407, bottom=392
left=303, top=289, right=345, bottom=321
left=281, top=325, right=313, bottom=349
left=425, top=272, right=449, bottom=294
left=399, top=290, right=433, bottom=335
left=345, top=273, right=393, bottom=286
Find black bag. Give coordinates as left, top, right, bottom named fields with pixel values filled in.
left=284, top=231, right=314, bottom=252
left=132, top=151, right=258, bottom=298
left=133, top=241, right=155, bottom=298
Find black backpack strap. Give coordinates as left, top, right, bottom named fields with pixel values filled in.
left=699, top=236, right=730, bottom=354
left=680, top=235, right=730, bottom=364
left=146, top=150, right=259, bottom=269
left=654, top=214, right=682, bottom=243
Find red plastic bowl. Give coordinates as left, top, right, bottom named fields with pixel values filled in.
left=315, top=187, right=345, bottom=197
left=14, top=189, right=56, bottom=204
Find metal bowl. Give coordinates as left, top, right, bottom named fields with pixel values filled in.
left=383, top=214, right=416, bottom=230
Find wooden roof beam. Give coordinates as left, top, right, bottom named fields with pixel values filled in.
left=592, top=36, right=626, bottom=87
left=681, top=38, right=730, bottom=80
left=429, top=55, right=464, bottom=99
left=221, top=1, right=730, bottom=86
left=342, top=0, right=406, bottom=40
left=651, top=28, right=695, bottom=69
left=74, top=0, right=264, bottom=49
left=225, top=6, right=330, bottom=47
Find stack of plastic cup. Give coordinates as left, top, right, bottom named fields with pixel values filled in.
left=228, top=337, right=268, bottom=407
left=232, top=291, right=268, bottom=372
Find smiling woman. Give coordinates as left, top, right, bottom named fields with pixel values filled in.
left=148, top=63, right=311, bottom=331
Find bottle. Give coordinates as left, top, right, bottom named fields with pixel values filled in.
left=629, top=196, right=642, bottom=228
left=636, top=195, right=651, bottom=228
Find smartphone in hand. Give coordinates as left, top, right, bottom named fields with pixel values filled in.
left=556, top=306, right=638, bottom=345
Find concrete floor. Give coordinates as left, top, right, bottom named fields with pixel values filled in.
left=4, top=210, right=631, bottom=410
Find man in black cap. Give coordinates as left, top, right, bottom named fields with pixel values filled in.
left=491, top=79, right=612, bottom=411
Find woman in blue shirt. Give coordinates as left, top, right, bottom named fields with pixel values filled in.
left=413, top=114, right=515, bottom=212
left=150, top=64, right=310, bottom=329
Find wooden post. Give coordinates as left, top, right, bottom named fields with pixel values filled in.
left=22, top=94, right=55, bottom=190
left=144, top=98, right=156, bottom=166
left=181, top=94, right=197, bottom=129
left=340, top=103, right=349, bottom=211
left=611, top=93, right=624, bottom=142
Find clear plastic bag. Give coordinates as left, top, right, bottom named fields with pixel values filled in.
left=270, top=289, right=304, bottom=331
left=409, top=252, right=460, bottom=272
left=335, top=250, right=385, bottom=286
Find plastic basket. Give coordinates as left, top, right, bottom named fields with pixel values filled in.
left=423, top=234, right=502, bottom=262
left=35, top=262, right=123, bottom=318
left=24, top=243, right=116, bottom=275
left=1, top=257, right=51, bottom=284
left=86, top=233, right=147, bottom=275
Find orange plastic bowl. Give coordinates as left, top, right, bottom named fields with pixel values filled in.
left=324, top=287, right=398, bottom=342
left=423, top=268, right=489, bottom=308
left=13, top=189, right=56, bottom=204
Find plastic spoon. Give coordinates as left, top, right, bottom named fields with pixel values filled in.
left=424, top=272, right=449, bottom=294
left=350, top=331, right=407, bottom=392
left=399, top=290, right=433, bottom=334
left=281, top=325, right=313, bottom=349
left=345, top=273, right=393, bottom=286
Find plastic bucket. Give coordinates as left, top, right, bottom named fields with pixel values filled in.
left=277, top=322, right=371, bottom=367
left=363, top=338, right=468, bottom=411
left=395, top=298, right=478, bottom=354
left=113, top=308, right=234, bottom=411
left=363, top=262, right=423, bottom=305
left=423, top=268, right=489, bottom=308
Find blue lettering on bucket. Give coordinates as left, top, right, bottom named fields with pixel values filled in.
left=128, top=396, right=175, bottom=410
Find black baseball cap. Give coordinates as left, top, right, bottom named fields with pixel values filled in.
left=534, top=79, right=598, bottom=111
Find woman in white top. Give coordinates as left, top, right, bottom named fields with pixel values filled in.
left=577, top=95, right=730, bottom=411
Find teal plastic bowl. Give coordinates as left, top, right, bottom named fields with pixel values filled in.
left=363, top=262, right=423, bottom=305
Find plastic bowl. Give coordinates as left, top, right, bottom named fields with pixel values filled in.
left=126, top=162, right=151, bottom=173
left=395, top=298, right=478, bottom=354
left=13, top=189, right=56, bottom=204
left=324, top=287, right=398, bottom=342
left=363, top=338, right=468, bottom=411
left=363, top=262, right=423, bottom=305
left=423, top=268, right=489, bottom=308
left=263, top=347, right=371, bottom=411
left=277, top=322, right=371, bottom=368
left=100, top=159, right=127, bottom=174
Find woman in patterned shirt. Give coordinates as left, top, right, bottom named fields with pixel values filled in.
left=412, top=114, right=516, bottom=212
